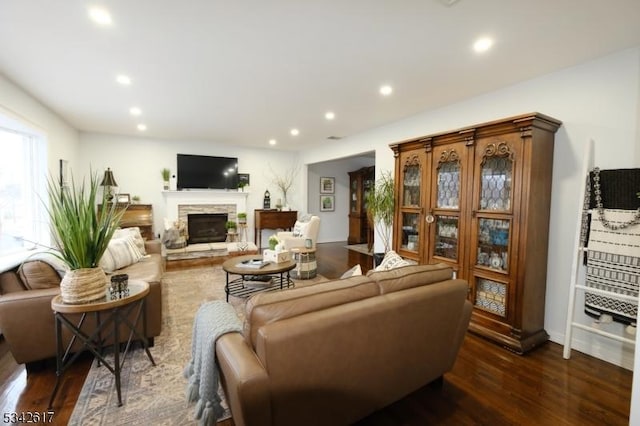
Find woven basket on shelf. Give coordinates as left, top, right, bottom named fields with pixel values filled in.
left=60, top=267, right=108, bottom=304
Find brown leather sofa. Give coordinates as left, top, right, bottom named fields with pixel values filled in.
left=216, top=263, right=472, bottom=426
left=0, top=239, right=164, bottom=367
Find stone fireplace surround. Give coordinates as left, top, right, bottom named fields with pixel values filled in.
left=163, top=190, right=249, bottom=244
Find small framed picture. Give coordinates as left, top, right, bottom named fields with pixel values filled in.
left=116, top=193, right=130, bottom=204
left=320, top=177, right=335, bottom=194
left=320, top=195, right=335, bottom=212
left=238, top=173, right=250, bottom=186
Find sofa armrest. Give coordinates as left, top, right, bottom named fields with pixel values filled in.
left=276, top=231, right=294, bottom=240
left=216, top=332, right=271, bottom=426
left=144, top=239, right=162, bottom=254
left=0, top=287, right=60, bottom=364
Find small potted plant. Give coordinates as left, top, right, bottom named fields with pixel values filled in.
left=131, top=195, right=141, bottom=204
left=225, top=220, right=237, bottom=234
left=45, top=172, right=125, bottom=304
left=161, top=168, right=171, bottom=190
left=237, top=181, right=247, bottom=192
left=237, top=212, right=247, bottom=224
left=268, top=234, right=279, bottom=250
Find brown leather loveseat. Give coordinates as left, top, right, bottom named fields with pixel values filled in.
left=216, top=263, right=472, bottom=426
left=0, top=239, right=164, bottom=367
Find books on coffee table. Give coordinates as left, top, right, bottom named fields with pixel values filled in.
left=243, top=275, right=274, bottom=288
left=237, top=259, right=269, bottom=269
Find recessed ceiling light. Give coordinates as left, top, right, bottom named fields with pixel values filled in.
left=269, top=139, right=277, bottom=146
left=129, top=107, right=142, bottom=116
left=325, top=111, right=335, bottom=120
left=473, top=37, right=493, bottom=53
left=290, top=128, right=299, bottom=136
left=88, top=7, right=112, bottom=26
left=137, top=124, right=147, bottom=131
left=379, top=85, right=393, bottom=96
left=116, top=74, right=131, bottom=85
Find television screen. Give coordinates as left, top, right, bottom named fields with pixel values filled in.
left=177, top=154, right=238, bottom=190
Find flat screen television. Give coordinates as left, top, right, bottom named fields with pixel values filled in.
left=177, top=154, right=238, bottom=190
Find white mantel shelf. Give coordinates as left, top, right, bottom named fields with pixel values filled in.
left=162, top=190, right=249, bottom=196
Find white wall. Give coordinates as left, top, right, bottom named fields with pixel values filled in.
left=0, top=73, right=79, bottom=183
left=78, top=133, right=299, bottom=244
left=307, top=155, right=375, bottom=243
left=301, top=47, right=640, bottom=369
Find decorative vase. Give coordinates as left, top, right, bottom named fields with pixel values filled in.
left=163, top=181, right=170, bottom=190
left=60, top=267, right=108, bottom=304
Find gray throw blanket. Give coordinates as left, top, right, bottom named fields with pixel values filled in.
left=184, top=300, right=243, bottom=425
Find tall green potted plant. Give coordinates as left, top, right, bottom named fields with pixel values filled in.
left=366, top=170, right=395, bottom=265
left=45, top=172, right=124, bottom=304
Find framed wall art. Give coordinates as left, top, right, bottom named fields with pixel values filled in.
left=320, top=176, right=335, bottom=194
left=320, top=195, right=335, bottom=212
left=116, top=193, right=131, bottom=204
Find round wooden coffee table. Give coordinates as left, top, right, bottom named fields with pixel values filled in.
left=222, top=254, right=295, bottom=301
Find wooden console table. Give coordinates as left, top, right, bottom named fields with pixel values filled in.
left=99, top=203, right=154, bottom=240
left=254, top=209, right=297, bottom=249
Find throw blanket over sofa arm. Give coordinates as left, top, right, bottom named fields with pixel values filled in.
left=216, top=332, right=272, bottom=426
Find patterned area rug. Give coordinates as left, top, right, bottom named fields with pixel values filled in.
left=69, top=266, right=327, bottom=425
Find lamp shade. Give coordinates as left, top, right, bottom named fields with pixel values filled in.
left=100, top=168, right=118, bottom=187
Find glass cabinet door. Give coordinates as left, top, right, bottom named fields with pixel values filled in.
left=434, top=215, right=459, bottom=260
left=436, top=161, right=460, bottom=209
left=350, top=179, right=358, bottom=213
left=474, top=278, right=507, bottom=317
left=402, top=163, right=421, bottom=207
left=400, top=212, right=420, bottom=252
left=476, top=218, right=510, bottom=272
left=480, top=154, right=513, bottom=211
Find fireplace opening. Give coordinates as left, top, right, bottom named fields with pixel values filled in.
left=187, top=213, right=228, bottom=244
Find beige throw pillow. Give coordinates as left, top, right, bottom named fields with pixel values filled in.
left=113, top=227, right=146, bottom=255
left=374, top=250, right=412, bottom=271
left=99, top=235, right=144, bottom=273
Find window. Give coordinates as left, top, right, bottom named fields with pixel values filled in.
left=0, top=115, right=48, bottom=257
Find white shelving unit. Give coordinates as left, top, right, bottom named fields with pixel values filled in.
left=563, top=139, right=638, bottom=359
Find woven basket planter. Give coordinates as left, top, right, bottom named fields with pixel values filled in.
left=60, top=267, right=108, bottom=304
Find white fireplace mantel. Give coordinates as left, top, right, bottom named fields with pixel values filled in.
left=162, top=190, right=249, bottom=222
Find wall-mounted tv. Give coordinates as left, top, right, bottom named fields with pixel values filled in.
left=177, top=154, right=238, bottom=190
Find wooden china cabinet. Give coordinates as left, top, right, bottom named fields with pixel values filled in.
left=390, top=113, right=562, bottom=353
left=348, top=166, right=375, bottom=245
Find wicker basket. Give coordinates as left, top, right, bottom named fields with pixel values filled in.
left=60, top=267, right=108, bottom=304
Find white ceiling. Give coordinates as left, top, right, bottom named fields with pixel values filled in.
left=1, top=1, right=640, bottom=150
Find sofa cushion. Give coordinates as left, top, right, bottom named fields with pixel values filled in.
left=367, top=263, right=454, bottom=294
left=18, top=260, right=61, bottom=290
left=99, top=235, right=144, bottom=273
left=244, top=275, right=379, bottom=349
left=114, top=253, right=164, bottom=285
left=0, top=271, right=26, bottom=294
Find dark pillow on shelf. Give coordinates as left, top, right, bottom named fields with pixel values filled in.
left=18, top=260, right=62, bottom=290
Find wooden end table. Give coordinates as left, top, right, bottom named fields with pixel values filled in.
left=48, top=280, right=155, bottom=408
left=222, top=254, right=295, bottom=301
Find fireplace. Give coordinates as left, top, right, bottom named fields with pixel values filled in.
left=187, top=213, right=228, bottom=244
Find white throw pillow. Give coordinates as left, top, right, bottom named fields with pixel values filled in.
left=374, top=250, right=411, bottom=271
left=340, top=264, right=362, bottom=279
left=99, top=235, right=144, bottom=273
left=113, top=227, right=146, bottom=255
left=292, top=221, right=310, bottom=237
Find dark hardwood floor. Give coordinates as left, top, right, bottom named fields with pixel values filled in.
left=0, top=242, right=632, bottom=425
